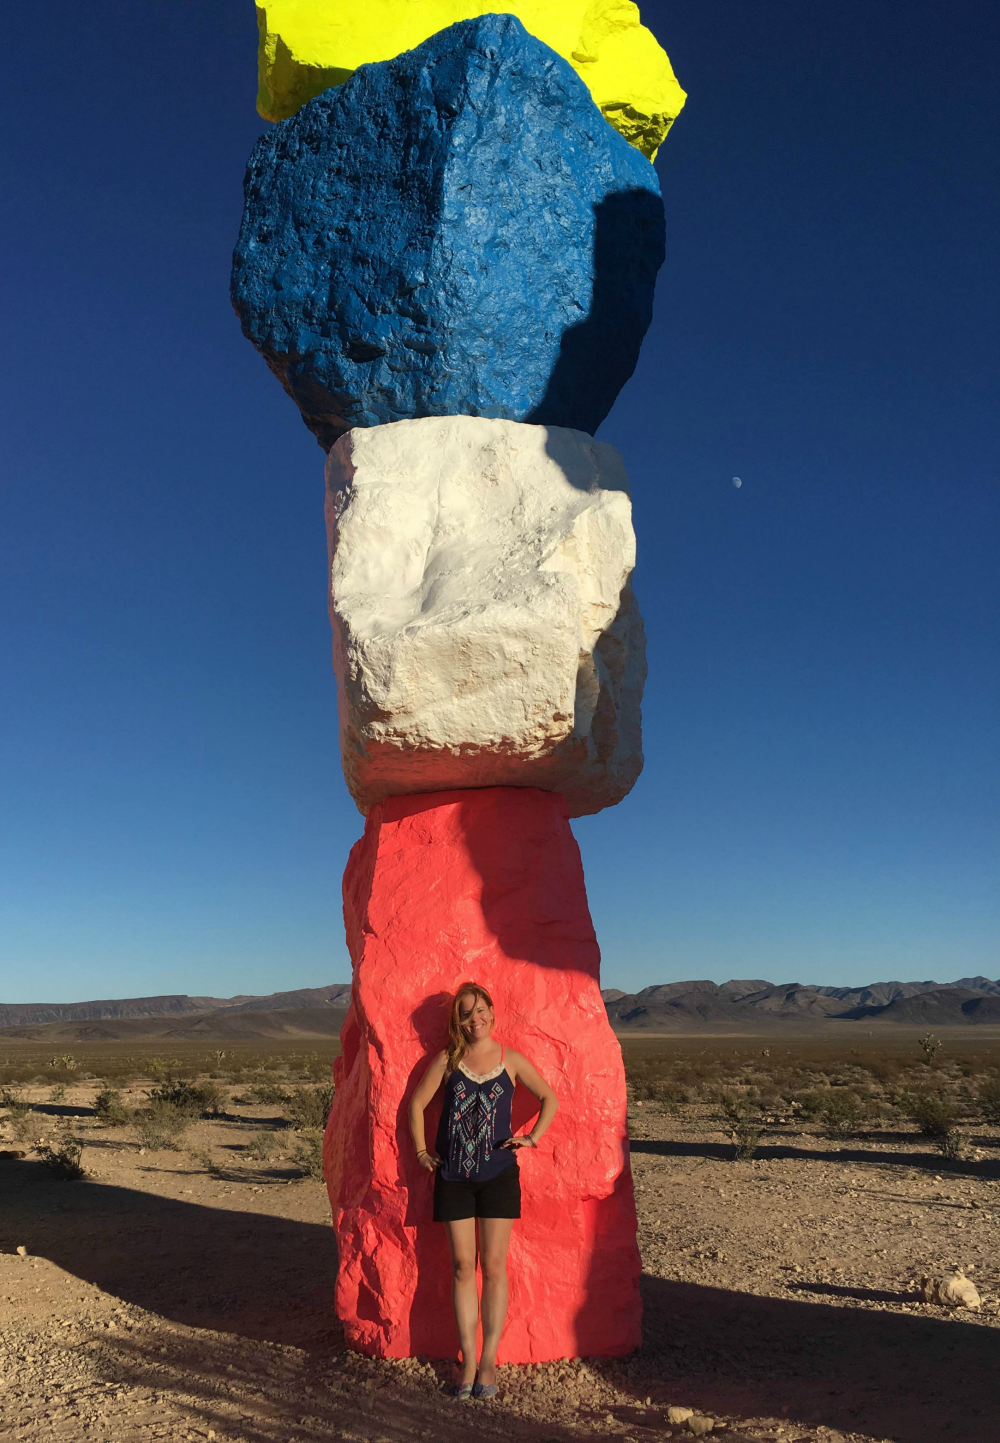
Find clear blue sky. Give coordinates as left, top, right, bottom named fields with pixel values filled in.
left=2, top=1, right=997, bottom=1004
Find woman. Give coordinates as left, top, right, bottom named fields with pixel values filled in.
left=408, top=981, right=558, bottom=1398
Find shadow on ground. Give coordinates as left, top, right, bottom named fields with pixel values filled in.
left=631, top=1135, right=1000, bottom=1179
left=635, top=1273, right=998, bottom=1443
left=1, top=1160, right=996, bottom=1442
left=0, top=1160, right=336, bottom=1347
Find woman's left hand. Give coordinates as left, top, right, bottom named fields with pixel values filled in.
left=501, top=1135, right=536, bottom=1150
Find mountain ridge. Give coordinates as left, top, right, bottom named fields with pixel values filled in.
left=0, top=984, right=352, bottom=1029
left=600, top=976, right=1000, bottom=1029
left=1, top=976, right=998, bottom=1039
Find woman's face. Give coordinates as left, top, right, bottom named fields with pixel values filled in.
left=459, top=994, right=494, bottom=1042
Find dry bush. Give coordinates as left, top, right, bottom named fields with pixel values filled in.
left=11, top=1112, right=45, bottom=1147
left=791, top=1088, right=826, bottom=1120
left=189, top=1147, right=225, bottom=1177
left=133, top=1101, right=190, bottom=1150
left=902, top=1089, right=961, bottom=1138
left=0, top=1063, right=36, bottom=1087
left=146, top=1079, right=224, bottom=1118
left=298, top=1052, right=335, bottom=1082
left=94, top=1088, right=132, bottom=1126
left=291, top=1130, right=325, bottom=1180
left=245, top=1131, right=282, bottom=1162
left=237, top=1075, right=291, bottom=1105
left=92, top=1057, right=144, bottom=1085
left=718, top=1092, right=762, bottom=1161
left=820, top=1089, right=870, bottom=1138
left=42, top=1134, right=86, bottom=1179
left=936, top=1130, right=970, bottom=1163
left=284, top=1085, right=335, bottom=1131
left=978, top=1075, right=1000, bottom=1126
left=1, top=1086, right=31, bottom=1118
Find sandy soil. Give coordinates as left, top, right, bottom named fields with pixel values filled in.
left=1, top=1086, right=997, bottom=1443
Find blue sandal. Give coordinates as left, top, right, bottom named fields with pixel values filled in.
left=473, top=1381, right=498, bottom=1399
left=450, top=1382, right=474, bottom=1400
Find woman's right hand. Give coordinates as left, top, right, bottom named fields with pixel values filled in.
left=417, top=1149, right=441, bottom=1172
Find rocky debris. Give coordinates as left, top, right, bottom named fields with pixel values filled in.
left=687, top=1418, right=716, bottom=1436
left=920, top=1271, right=982, bottom=1310
left=16, top=1245, right=29, bottom=1256
left=232, top=16, right=664, bottom=449
left=325, top=416, right=644, bottom=816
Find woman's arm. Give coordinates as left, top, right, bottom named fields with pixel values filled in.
left=407, top=1050, right=449, bottom=1170
left=503, top=1051, right=558, bottom=1150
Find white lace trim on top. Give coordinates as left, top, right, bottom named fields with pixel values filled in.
left=457, top=1053, right=506, bottom=1084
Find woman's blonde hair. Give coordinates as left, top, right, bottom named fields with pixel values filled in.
left=446, top=981, right=495, bottom=1073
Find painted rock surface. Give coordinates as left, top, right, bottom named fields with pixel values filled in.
left=232, top=14, right=665, bottom=450
left=326, top=416, right=646, bottom=818
left=255, top=0, right=687, bottom=160
left=324, top=786, right=641, bottom=1361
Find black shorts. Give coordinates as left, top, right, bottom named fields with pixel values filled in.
left=433, top=1161, right=521, bottom=1222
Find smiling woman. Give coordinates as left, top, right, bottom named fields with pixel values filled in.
left=408, top=981, right=558, bottom=1398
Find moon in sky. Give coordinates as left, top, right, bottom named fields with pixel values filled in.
left=732, top=476, right=743, bottom=488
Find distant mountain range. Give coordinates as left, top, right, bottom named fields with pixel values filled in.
left=0, top=985, right=353, bottom=1042
left=1, top=977, right=998, bottom=1042
left=600, top=977, right=1000, bottom=1029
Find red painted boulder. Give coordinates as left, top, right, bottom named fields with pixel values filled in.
left=323, top=786, right=641, bottom=1362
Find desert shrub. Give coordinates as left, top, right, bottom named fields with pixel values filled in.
left=820, top=1090, right=869, bottom=1138
left=94, top=1056, right=143, bottom=1085
left=49, top=1084, right=67, bottom=1104
left=718, top=1092, right=762, bottom=1161
left=246, top=1131, right=282, bottom=1162
left=191, top=1080, right=225, bottom=1116
left=902, top=1090, right=961, bottom=1139
left=291, top=1130, right=325, bottom=1181
left=133, top=1101, right=190, bottom=1150
left=978, top=1076, right=1000, bottom=1126
left=858, top=1057, right=904, bottom=1086
left=284, top=1085, right=335, bottom=1131
left=188, top=1147, right=225, bottom=1177
left=11, top=1112, right=45, bottom=1147
left=94, top=1088, right=132, bottom=1126
left=0, top=1062, right=35, bottom=1087
left=146, top=1079, right=224, bottom=1118
left=42, top=1135, right=86, bottom=1179
left=144, top=1057, right=174, bottom=1080
left=936, top=1130, right=970, bottom=1163
left=1, top=1086, right=30, bottom=1118
left=792, top=1089, right=826, bottom=1120
left=237, top=1074, right=291, bottom=1105
left=299, top=1053, right=334, bottom=1082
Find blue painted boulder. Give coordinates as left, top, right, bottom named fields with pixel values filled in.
left=231, top=14, right=665, bottom=450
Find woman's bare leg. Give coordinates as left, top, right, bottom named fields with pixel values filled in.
left=476, top=1217, right=514, bottom=1387
left=443, top=1218, right=479, bottom=1385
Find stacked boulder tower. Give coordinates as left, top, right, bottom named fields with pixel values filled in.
left=233, top=2, right=685, bottom=1362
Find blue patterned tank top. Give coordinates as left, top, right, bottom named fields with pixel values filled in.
left=435, top=1047, right=516, bottom=1182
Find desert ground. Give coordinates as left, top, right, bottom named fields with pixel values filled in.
left=1, top=1032, right=998, bottom=1443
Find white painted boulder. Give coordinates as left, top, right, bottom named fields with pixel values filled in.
left=324, top=416, right=645, bottom=816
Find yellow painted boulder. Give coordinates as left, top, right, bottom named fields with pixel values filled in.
left=256, top=0, right=686, bottom=158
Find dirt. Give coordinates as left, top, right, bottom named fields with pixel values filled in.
left=1, top=1085, right=997, bottom=1443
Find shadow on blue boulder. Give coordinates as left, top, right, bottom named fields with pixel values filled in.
left=231, top=14, right=665, bottom=450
